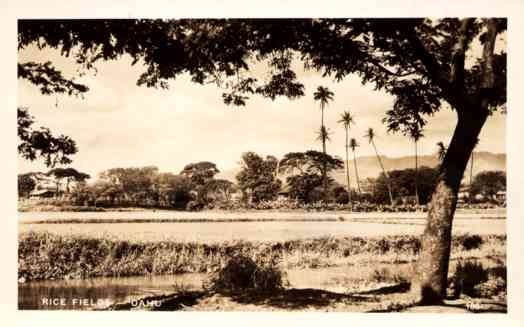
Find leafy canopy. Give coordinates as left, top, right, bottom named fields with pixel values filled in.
left=18, top=107, right=78, bottom=167
left=19, top=18, right=506, bottom=137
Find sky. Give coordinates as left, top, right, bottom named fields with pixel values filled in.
left=17, top=41, right=506, bottom=180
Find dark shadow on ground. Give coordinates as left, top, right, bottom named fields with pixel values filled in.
left=107, top=284, right=412, bottom=311
left=105, top=284, right=505, bottom=313
left=224, top=288, right=375, bottom=310
left=355, top=282, right=411, bottom=295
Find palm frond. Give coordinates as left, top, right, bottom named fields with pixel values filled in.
left=315, top=126, right=332, bottom=142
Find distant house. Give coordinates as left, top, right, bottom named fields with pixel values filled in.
left=277, top=182, right=291, bottom=200
left=457, top=186, right=470, bottom=203
left=29, top=188, right=56, bottom=199
left=495, top=190, right=506, bottom=202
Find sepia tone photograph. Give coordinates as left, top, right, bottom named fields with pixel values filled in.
left=16, top=17, right=508, bottom=313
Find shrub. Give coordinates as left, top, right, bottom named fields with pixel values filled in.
left=461, top=234, right=484, bottom=250
left=450, top=260, right=489, bottom=298
left=205, top=254, right=287, bottom=293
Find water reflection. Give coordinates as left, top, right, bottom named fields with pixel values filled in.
left=18, top=274, right=204, bottom=310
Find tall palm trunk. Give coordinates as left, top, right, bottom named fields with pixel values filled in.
left=371, top=140, right=394, bottom=206
left=321, top=106, right=328, bottom=202
left=352, top=150, right=362, bottom=194
left=469, top=151, right=474, bottom=202
left=414, top=140, right=420, bottom=206
left=344, top=126, right=352, bottom=207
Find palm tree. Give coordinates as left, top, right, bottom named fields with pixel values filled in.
left=409, top=127, right=424, bottom=206
left=436, top=142, right=447, bottom=163
left=365, top=128, right=394, bottom=206
left=349, top=138, right=362, bottom=194
left=313, top=86, right=334, bottom=129
left=313, top=86, right=334, bottom=201
left=338, top=111, right=354, bottom=205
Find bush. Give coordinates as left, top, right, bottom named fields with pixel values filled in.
left=450, top=260, right=489, bottom=298
left=461, top=234, right=483, bottom=250
left=205, top=254, right=287, bottom=293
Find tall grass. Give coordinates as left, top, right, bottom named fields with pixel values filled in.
left=18, top=231, right=505, bottom=282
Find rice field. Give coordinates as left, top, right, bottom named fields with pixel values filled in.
left=18, top=210, right=505, bottom=243
left=18, top=209, right=507, bottom=311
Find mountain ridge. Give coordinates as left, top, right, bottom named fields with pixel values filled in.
left=216, top=152, right=506, bottom=184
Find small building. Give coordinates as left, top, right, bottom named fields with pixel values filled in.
left=458, top=186, right=470, bottom=199
left=495, top=190, right=506, bottom=202
left=29, top=188, right=56, bottom=199
left=277, top=183, right=291, bottom=200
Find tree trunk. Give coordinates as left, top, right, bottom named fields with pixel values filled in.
left=321, top=106, right=328, bottom=203
left=469, top=151, right=474, bottom=203
left=352, top=150, right=362, bottom=194
left=345, top=127, right=352, bottom=207
left=412, top=109, right=488, bottom=303
left=415, top=141, right=420, bottom=206
left=322, top=140, right=328, bottom=202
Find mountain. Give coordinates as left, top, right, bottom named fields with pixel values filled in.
left=216, top=152, right=506, bottom=184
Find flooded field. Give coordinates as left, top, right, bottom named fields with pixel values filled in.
left=18, top=273, right=205, bottom=310
left=18, top=210, right=505, bottom=242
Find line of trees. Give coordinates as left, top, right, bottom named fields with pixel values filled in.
left=69, top=164, right=235, bottom=210
left=20, top=156, right=505, bottom=210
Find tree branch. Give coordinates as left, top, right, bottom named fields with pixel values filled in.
left=480, top=19, right=498, bottom=91
left=449, top=18, right=475, bottom=88
left=367, top=56, right=418, bottom=77
left=404, top=27, right=470, bottom=110
left=405, top=32, right=450, bottom=88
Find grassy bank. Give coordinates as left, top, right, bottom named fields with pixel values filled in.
left=18, top=231, right=505, bottom=282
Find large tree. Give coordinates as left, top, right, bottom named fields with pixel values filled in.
left=18, top=173, right=36, bottom=198
left=98, top=166, right=158, bottom=205
left=470, top=170, right=506, bottom=200
left=236, top=152, right=281, bottom=204
left=18, top=18, right=506, bottom=303
left=280, top=150, right=344, bottom=202
left=373, top=166, right=440, bottom=205
left=180, top=161, right=220, bottom=207
left=47, top=167, right=90, bottom=194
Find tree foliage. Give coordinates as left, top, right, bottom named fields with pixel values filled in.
left=18, top=108, right=78, bottom=167
left=47, top=167, right=90, bottom=193
left=236, top=152, right=281, bottom=204
left=470, top=170, right=506, bottom=199
left=18, top=18, right=506, bottom=127
left=373, top=166, right=440, bottom=205
left=180, top=161, right=220, bottom=186
left=18, top=173, right=36, bottom=198
left=280, top=150, right=343, bottom=203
